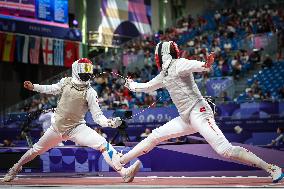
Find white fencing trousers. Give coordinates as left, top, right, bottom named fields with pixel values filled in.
left=15, top=124, right=107, bottom=169
left=121, top=100, right=232, bottom=164
left=121, top=100, right=270, bottom=173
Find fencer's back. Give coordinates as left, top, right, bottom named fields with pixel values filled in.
left=54, top=77, right=89, bottom=134
left=162, top=59, right=203, bottom=123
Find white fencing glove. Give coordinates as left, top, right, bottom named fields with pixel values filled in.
left=124, top=78, right=136, bottom=92
left=108, top=117, right=122, bottom=128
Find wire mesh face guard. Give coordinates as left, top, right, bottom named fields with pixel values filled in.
left=155, top=41, right=180, bottom=70
left=76, top=62, right=93, bottom=74
left=77, top=60, right=93, bottom=82
left=72, top=58, right=94, bottom=83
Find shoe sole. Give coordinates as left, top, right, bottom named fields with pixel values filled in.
left=2, top=166, right=22, bottom=183
left=273, top=173, right=284, bottom=183
left=2, top=175, right=16, bottom=182
left=123, top=160, right=141, bottom=183
left=2, top=178, right=12, bottom=182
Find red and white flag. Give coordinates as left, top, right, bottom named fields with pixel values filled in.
left=42, top=37, right=53, bottom=65
left=29, top=36, right=40, bottom=64
left=64, top=41, right=76, bottom=68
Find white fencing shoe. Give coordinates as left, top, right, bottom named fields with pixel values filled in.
left=122, top=160, right=141, bottom=183
left=3, top=166, right=22, bottom=182
left=268, top=164, right=284, bottom=183
left=112, top=152, right=123, bottom=171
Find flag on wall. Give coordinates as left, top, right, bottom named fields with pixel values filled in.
left=64, top=41, right=76, bottom=67
left=42, top=37, right=53, bottom=65
left=29, top=36, right=40, bottom=64
left=15, top=35, right=29, bottom=63
left=22, top=35, right=29, bottom=63
left=2, top=33, right=16, bottom=62
left=53, top=39, right=64, bottom=66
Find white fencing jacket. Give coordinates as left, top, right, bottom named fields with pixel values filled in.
left=33, top=78, right=110, bottom=132
left=128, top=58, right=210, bottom=123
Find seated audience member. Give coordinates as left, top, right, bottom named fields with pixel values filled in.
left=0, top=139, right=15, bottom=147
left=140, top=128, right=151, bottom=139
left=268, top=127, right=284, bottom=147
left=220, top=91, right=231, bottom=102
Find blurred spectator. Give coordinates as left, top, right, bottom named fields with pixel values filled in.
left=144, top=94, right=155, bottom=106
left=140, top=128, right=151, bottom=138
left=246, top=88, right=255, bottom=101
left=254, top=89, right=265, bottom=100
left=262, top=54, right=273, bottom=68
left=220, top=91, right=230, bottom=102
left=240, top=50, right=249, bottom=64
left=38, top=110, right=64, bottom=146
left=232, top=58, right=242, bottom=79
left=217, top=57, right=230, bottom=76
left=268, top=127, right=284, bottom=147
left=249, top=49, right=261, bottom=67
left=251, top=80, right=261, bottom=94
left=264, top=91, right=273, bottom=101
left=38, top=110, right=54, bottom=133
left=0, top=139, right=15, bottom=147
left=223, top=41, right=232, bottom=53
left=214, top=10, right=221, bottom=26
left=211, top=44, right=221, bottom=55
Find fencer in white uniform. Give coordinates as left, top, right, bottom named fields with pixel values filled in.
left=119, top=41, right=284, bottom=183
left=3, top=58, right=140, bottom=183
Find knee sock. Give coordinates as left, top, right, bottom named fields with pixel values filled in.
left=13, top=148, right=39, bottom=170
left=121, top=135, right=158, bottom=165
left=228, top=146, right=270, bottom=172
left=100, top=142, right=126, bottom=175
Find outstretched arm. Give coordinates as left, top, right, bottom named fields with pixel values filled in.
left=177, top=53, right=215, bottom=75
left=87, top=88, right=122, bottom=128
left=24, top=78, right=66, bottom=95
left=125, top=73, right=164, bottom=93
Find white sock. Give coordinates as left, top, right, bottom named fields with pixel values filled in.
left=121, top=136, right=157, bottom=164
left=101, top=142, right=125, bottom=175
left=14, top=148, right=37, bottom=170
left=230, top=146, right=270, bottom=172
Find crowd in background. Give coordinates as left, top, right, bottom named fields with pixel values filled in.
left=2, top=5, right=284, bottom=147
left=90, top=6, right=284, bottom=109
left=18, top=6, right=284, bottom=113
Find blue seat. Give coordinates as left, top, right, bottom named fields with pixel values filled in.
left=247, top=78, right=253, bottom=85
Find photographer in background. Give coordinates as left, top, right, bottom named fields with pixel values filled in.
left=111, top=109, right=132, bottom=145
left=38, top=106, right=64, bottom=146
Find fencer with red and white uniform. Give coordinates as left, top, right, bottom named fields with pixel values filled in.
left=3, top=58, right=140, bottom=183
left=121, top=41, right=284, bottom=183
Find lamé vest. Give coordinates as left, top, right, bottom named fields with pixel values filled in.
left=53, top=77, right=89, bottom=134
